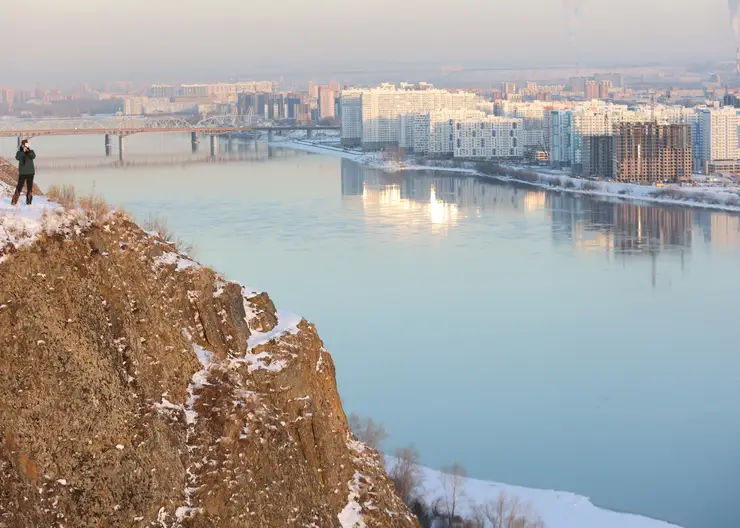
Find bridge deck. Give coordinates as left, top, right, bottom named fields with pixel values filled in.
left=0, top=126, right=339, bottom=137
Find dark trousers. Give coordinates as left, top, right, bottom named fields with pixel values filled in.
left=15, top=174, right=34, bottom=196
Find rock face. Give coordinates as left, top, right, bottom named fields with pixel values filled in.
left=0, top=210, right=417, bottom=527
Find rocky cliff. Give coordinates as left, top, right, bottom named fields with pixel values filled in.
left=0, top=189, right=417, bottom=527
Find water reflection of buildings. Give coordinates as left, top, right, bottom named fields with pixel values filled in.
left=341, top=159, right=740, bottom=269
left=341, top=159, right=547, bottom=234
left=546, top=193, right=694, bottom=254
left=693, top=212, right=740, bottom=247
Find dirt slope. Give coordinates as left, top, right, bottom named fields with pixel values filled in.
left=0, top=209, right=416, bottom=527
left=0, top=156, right=44, bottom=195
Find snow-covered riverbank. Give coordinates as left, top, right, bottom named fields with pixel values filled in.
left=385, top=458, right=683, bottom=528
left=269, top=137, right=740, bottom=213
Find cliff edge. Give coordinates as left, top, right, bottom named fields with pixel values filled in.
left=0, top=157, right=44, bottom=196
left=0, top=186, right=417, bottom=527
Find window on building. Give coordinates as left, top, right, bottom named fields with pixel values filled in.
left=481, top=139, right=485, bottom=147
left=510, top=130, right=514, bottom=137
left=473, top=149, right=477, bottom=156
left=513, top=122, right=517, bottom=129
left=457, top=139, right=461, bottom=147
left=493, top=130, right=497, bottom=137
left=513, top=138, right=517, bottom=147
left=510, top=148, right=514, bottom=156
left=456, top=123, right=461, bottom=130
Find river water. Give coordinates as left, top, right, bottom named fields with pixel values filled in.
left=2, top=134, right=739, bottom=528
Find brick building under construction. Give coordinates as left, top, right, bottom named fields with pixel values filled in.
left=613, top=123, right=692, bottom=184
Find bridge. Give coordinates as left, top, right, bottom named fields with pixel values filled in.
left=0, top=116, right=340, bottom=160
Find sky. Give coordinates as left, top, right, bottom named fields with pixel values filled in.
left=0, top=0, right=735, bottom=86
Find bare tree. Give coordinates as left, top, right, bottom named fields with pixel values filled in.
left=474, top=492, right=545, bottom=528
left=439, top=463, right=468, bottom=527
left=347, top=413, right=388, bottom=451
left=390, top=445, right=423, bottom=505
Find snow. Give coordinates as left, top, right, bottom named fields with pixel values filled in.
left=153, top=251, right=198, bottom=271
left=245, top=311, right=302, bottom=352
left=269, top=137, right=366, bottom=162
left=0, top=186, right=75, bottom=263
left=337, top=472, right=367, bottom=528
left=192, top=344, right=212, bottom=367
left=239, top=351, right=288, bottom=373
left=388, top=459, right=683, bottom=528
left=271, top=137, right=740, bottom=213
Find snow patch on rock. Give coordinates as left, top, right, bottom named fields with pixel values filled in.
left=338, top=472, right=367, bottom=528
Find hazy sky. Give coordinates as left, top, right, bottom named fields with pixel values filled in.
left=0, top=0, right=735, bottom=85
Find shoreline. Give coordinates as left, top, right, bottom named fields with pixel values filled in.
left=269, top=137, right=740, bottom=214
left=387, top=458, right=684, bottom=528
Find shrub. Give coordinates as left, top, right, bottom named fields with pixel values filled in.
left=562, top=179, right=575, bottom=189
left=618, top=188, right=632, bottom=195
left=143, top=213, right=194, bottom=255
left=78, top=194, right=110, bottom=222
left=649, top=188, right=683, bottom=200
left=725, top=196, right=740, bottom=206
left=582, top=181, right=600, bottom=191
left=45, top=184, right=77, bottom=208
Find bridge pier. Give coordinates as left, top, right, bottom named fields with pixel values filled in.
left=191, top=132, right=199, bottom=153
left=268, top=130, right=274, bottom=143
left=118, top=135, right=125, bottom=162
left=306, top=129, right=314, bottom=140
left=209, top=135, right=217, bottom=157
left=105, top=134, right=111, bottom=156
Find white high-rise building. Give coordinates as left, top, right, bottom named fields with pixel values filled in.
left=694, top=107, right=740, bottom=174
left=454, top=116, right=523, bottom=159
left=424, top=109, right=487, bottom=155
left=339, top=84, right=478, bottom=150
left=495, top=101, right=551, bottom=150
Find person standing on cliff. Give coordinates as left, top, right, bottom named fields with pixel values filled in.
left=12, top=139, right=36, bottom=206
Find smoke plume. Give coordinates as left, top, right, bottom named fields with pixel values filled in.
left=731, top=0, right=740, bottom=39
left=563, top=0, right=585, bottom=43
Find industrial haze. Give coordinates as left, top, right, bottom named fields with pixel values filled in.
left=0, top=0, right=737, bottom=85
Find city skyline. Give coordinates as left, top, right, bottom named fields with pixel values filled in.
left=0, top=0, right=737, bottom=85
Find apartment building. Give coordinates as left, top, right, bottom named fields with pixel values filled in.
left=585, top=81, right=599, bottom=100
left=694, top=106, right=740, bottom=174
left=495, top=100, right=550, bottom=151
left=318, top=85, right=338, bottom=120
left=179, top=82, right=274, bottom=101
left=149, top=84, right=177, bottom=99
left=421, top=109, right=488, bottom=155
left=342, top=84, right=478, bottom=150
left=583, top=135, right=614, bottom=179
left=549, top=109, right=573, bottom=167
left=453, top=116, right=523, bottom=159
left=339, top=90, right=363, bottom=146
left=614, top=123, right=692, bottom=183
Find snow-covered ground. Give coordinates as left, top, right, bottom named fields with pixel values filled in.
left=269, top=136, right=740, bottom=213
left=0, top=181, right=71, bottom=263
left=385, top=459, right=682, bottom=528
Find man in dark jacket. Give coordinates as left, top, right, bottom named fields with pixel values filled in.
left=12, top=139, right=36, bottom=206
